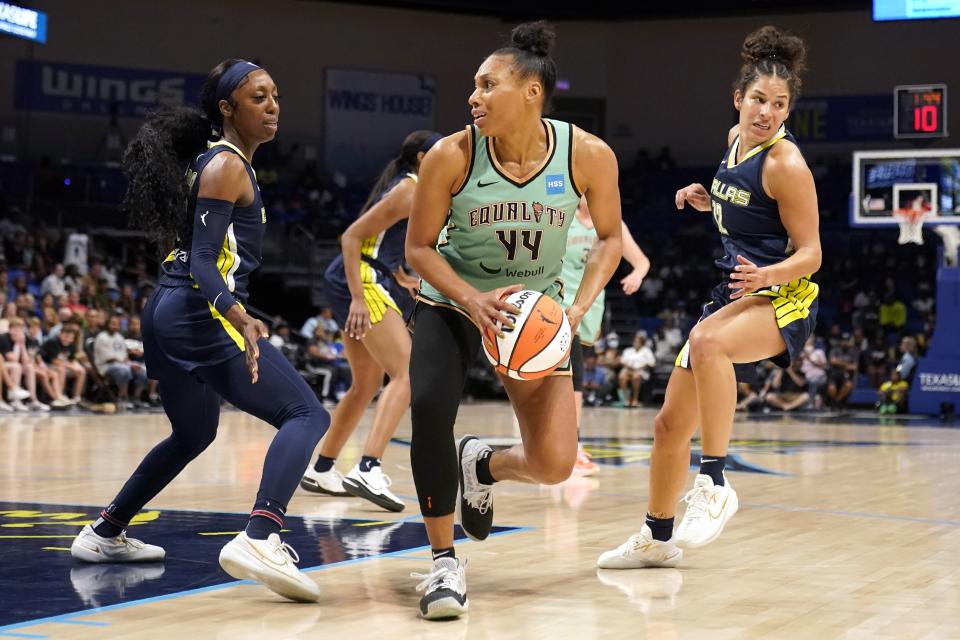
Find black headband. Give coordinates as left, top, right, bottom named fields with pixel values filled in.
left=216, top=60, right=262, bottom=104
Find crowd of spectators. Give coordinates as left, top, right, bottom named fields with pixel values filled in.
left=0, top=222, right=157, bottom=413
left=0, top=147, right=941, bottom=416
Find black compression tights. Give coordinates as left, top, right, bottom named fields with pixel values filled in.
left=409, top=304, right=480, bottom=517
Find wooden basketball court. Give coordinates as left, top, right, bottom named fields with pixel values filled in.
left=1, top=404, right=957, bottom=638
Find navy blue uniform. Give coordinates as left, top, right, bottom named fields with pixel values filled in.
left=148, top=140, right=265, bottom=374
left=99, top=139, right=329, bottom=538
left=676, top=126, right=818, bottom=371
left=323, top=173, right=416, bottom=329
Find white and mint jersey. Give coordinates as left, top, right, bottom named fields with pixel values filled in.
left=560, top=213, right=605, bottom=346
left=419, top=119, right=582, bottom=313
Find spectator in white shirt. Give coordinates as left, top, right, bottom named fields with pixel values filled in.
left=95, top=314, right=146, bottom=409
left=41, top=263, right=68, bottom=297
left=619, top=331, right=656, bottom=408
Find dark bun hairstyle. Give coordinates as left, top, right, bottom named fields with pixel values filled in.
left=493, top=20, right=558, bottom=111
left=734, top=26, right=808, bottom=108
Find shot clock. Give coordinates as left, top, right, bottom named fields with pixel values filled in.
left=894, top=84, right=948, bottom=140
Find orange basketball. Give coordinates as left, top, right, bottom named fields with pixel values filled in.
left=482, top=289, right=572, bottom=380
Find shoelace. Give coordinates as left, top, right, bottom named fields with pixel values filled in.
left=363, top=468, right=393, bottom=490
left=411, top=562, right=464, bottom=594
left=681, top=486, right=712, bottom=521
left=463, top=486, right=492, bottom=514
left=115, top=532, right=145, bottom=550
left=621, top=533, right=656, bottom=555
left=267, top=537, right=301, bottom=564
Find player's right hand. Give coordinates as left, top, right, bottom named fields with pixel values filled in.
left=346, top=297, right=372, bottom=340
left=464, top=284, right=523, bottom=339
left=226, top=306, right=269, bottom=384
left=675, top=183, right=711, bottom=212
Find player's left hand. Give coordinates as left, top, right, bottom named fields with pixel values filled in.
left=728, top=255, right=770, bottom=299
left=620, top=269, right=644, bottom=295
left=565, top=304, right=585, bottom=336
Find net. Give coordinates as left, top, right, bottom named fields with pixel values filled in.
left=894, top=208, right=928, bottom=245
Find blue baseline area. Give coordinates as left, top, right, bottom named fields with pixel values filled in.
left=0, top=501, right=521, bottom=631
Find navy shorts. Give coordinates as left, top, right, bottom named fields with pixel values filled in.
left=675, top=277, right=819, bottom=381
left=142, top=285, right=247, bottom=380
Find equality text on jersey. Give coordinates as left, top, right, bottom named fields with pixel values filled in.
left=710, top=179, right=752, bottom=207
left=468, top=201, right=567, bottom=229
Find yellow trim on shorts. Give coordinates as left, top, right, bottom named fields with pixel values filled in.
left=748, top=277, right=818, bottom=329
left=363, top=282, right=401, bottom=325
left=675, top=340, right=691, bottom=369
left=208, top=302, right=245, bottom=351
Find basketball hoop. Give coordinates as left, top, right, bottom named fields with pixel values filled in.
left=894, top=208, right=928, bottom=245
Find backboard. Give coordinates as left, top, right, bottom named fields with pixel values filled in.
left=851, top=149, right=960, bottom=227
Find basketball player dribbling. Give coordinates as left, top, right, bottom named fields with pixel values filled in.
left=599, top=26, right=821, bottom=569
left=405, top=21, right=623, bottom=618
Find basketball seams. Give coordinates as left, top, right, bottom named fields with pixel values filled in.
left=509, top=296, right=564, bottom=373
left=482, top=290, right=570, bottom=379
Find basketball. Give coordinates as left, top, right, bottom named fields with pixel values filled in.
left=482, top=289, right=572, bottom=380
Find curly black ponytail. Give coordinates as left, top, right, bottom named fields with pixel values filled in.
left=733, top=26, right=808, bottom=108
left=122, top=59, right=247, bottom=249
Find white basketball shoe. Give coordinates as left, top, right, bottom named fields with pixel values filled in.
left=342, top=464, right=405, bottom=512
left=413, top=557, right=468, bottom=619
left=218, top=532, right=320, bottom=602
left=300, top=466, right=351, bottom=496
left=596, top=524, right=682, bottom=569
left=673, top=474, right=739, bottom=549
left=70, top=524, right=165, bottom=563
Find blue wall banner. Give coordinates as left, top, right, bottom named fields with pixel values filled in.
left=324, top=68, right=436, bottom=181
left=14, top=60, right=205, bottom=117
left=0, top=2, right=45, bottom=43
left=788, top=95, right=892, bottom=143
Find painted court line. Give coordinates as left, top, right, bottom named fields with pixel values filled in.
left=0, top=525, right=529, bottom=635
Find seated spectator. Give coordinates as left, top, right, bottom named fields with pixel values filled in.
left=799, top=335, right=828, bottom=410
left=116, top=284, right=137, bottom=315
left=40, top=321, right=86, bottom=404
left=896, top=336, right=918, bottom=382
left=618, top=331, right=655, bottom=408
left=83, top=308, right=103, bottom=344
left=26, top=316, right=71, bottom=407
left=269, top=321, right=300, bottom=364
left=41, top=263, right=67, bottom=297
left=581, top=351, right=610, bottom=407
left=94, top=314, right=147, bottom=409
left=863, top=334, right=891, bottom=389
left=596, top=332, right=622, bottom=384
left=0, top=318, right=50, bottom=411
left=66, top=290, right=87, bottom=315
left=877, top=369, right=909, bottom=414
left=301, top=325, right=339, bottom=401
left=125, top=315, right=158, bottom=404
left=318, top=306, right=339, bottom=335
left=827, top=333, right=858, bottom=409
left=764, top=361, right=810, bottom=412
